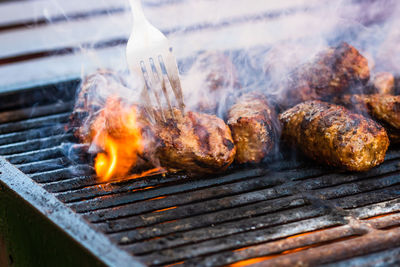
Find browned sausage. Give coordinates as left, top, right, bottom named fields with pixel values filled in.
left=279, top=100, right=389, bottom=171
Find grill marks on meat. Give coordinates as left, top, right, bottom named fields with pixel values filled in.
left=339, top=94, right=400, bottom=143
left=227, top=93, right=278, bottom=163
left=280, top=101, right=389, bottom=171
left=280, top=42, right=370, bottom=108
left=156, top=109, right=236, bottom=174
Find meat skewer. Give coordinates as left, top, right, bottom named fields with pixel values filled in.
left=279, top=100, right=389, bottom=171
left=227, top=92, right=278, bottom=163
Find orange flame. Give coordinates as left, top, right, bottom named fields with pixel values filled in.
left=91, top=97, right=144, bottom=181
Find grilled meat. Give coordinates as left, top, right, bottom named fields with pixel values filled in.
left=72, top=95, right=236, bottom=174
left=339, top=94, right=400, bottom=143
left=91, top=104, right=236, bottom=174
left=227, top=92, right=278, bottom=163
left=279, top=42, right=370, bottom=108
left=279, top=100, right=389, bottom=171
left=182, top=51, right=240, bottom=114
left=70, top=68, right=236, bottom=175
left=156, top=109, right=236, bottom=174
left=372, top=72, right=395, bottom=95
left=339, top=94, right=400, bottom=129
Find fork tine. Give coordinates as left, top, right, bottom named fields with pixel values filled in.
left=148, top=57, right=167, bottom=122
left=139, top=86, right=156, bottom=124
left=139, top=60, right=161, bottom=123
left=157, top=56, right=174, bottom=114
left=160, top=54, right=185, bottom=113
left=126, top=0, right=184, bottom=120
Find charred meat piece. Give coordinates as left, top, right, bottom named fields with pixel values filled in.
left=182, top=51, right=240, bottom=114
left=156, top=109, right=236, bottom=174
left=279, top=100, right=389, bottom=171
left=280, top=42, right=370, bottom=108
left=227, top=93, right=278, bottom=163
left=339, top=94, right=400, bottom=143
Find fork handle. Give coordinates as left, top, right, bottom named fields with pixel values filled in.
left=129, top=0, right=146, bottom=23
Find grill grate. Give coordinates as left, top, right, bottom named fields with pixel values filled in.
left=0, top=84, right=399, bottom=266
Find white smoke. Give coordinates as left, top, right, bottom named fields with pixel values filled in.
left=33, top=0, right=400, bottom=113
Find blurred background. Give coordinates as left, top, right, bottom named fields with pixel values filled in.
left=0, top=0, right=398, bottom=94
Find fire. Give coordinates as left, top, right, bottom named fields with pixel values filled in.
left=91, top=96, right=144, bottom=181
left=229, top=256, right=275, bottom=267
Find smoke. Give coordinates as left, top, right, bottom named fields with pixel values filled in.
left=162, top=0, right=397, bottom=117
left=180, top=50, right=241, bottom=118
left=29, top=0, right=400, bottom=112
left=38, top=0, right=400, bottom=173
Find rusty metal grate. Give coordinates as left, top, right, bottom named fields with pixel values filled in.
left=0, top=82, right=399, bottom=266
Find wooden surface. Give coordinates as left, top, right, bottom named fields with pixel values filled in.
left=0, top=0, right=386, bottom=93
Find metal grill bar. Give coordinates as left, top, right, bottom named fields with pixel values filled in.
left=0, top=101, right=73, bottom=123
left=118, top=199, right=313, bottom=250
left=351, top=199, right=400, bottom=219
left=64, top=167, right=303, bottom=206
left=0, top=113, right=69, bottom=134
left=185, top=224, right=362, bottom=267
left=68, top=169, right=288, bottom=213
left=86, top=184, right=292, bottom=224
left=16, top=157, right=70, bottom=174
left=248, top=228, right=400, bottom=267
left=0, top=125, right=65, bottom=146
left=43, top=175, right=99, bottom=193
left=30, top=165, right=94, bottom=183
left=0, top=134, right=74, bottom=155
left=138, top=215, right=346, bottom=266
left=325, top=246, right=400, bottom=267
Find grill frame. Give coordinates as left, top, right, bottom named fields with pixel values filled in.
left=0, top=153, right=143, bottom=267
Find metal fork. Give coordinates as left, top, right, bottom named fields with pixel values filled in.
left=126, top=0, right=185, bottom=121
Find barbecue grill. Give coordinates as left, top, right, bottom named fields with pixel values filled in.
left=1, top=79, right=400, bottom=267
left=0, top=0, right=399, bottom=266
